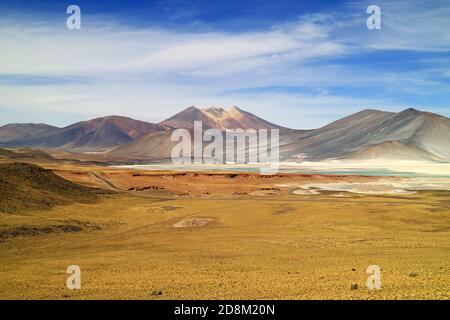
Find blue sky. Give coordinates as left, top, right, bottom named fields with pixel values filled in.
left=0, top=0, right=449, bottom=129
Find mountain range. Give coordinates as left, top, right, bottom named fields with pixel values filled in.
left=1, top=106, right=449, bottom=162
left=279, top=108, right=450, bottom=161
left=0, top=116, right=168, bottom=151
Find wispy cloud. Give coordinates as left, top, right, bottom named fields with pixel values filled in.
left=0, top=13, right=347, bottom=76
left=0, top=0, right=449, bottom=128
left=360, top=0, right=450, bottom=52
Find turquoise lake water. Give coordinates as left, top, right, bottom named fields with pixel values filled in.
left=114, top=164, right=450, bottom=178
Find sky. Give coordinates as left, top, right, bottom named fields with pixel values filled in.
left=0, top=0, right=450, bottom=129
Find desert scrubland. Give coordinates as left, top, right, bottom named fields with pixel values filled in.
left=0, top=158, right=449, bottom=299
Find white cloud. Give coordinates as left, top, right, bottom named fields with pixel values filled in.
left=1, top=2, right=450, bottom=129
left=0, top=14, right=346, bottom=76
left=344, top=0, right=450, bottom=52
left=0, top=79, right=408, bottom=129
left=0, top=12, right=356, bottom=128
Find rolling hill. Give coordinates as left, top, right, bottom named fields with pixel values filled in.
left=0, top=162, right=102, bottom=213
left=0, top=148, right=56, bottom=162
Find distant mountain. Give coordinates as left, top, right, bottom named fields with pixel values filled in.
left=202, top=106, right=284, bottom=130
left=280, top=108, right=450, bottom=161
left=160, top=106, right=284, bottom=130
left=109, top=106, right=285, bottom=160
left=1, top=116, right=168, bottom=151
left=160, top=106, right=219, bottom=130
left=96, top=107, right=450, bottom=162
left=2, top=107, right=449, bottom=162
left=0, top=123, right=58, bottom=143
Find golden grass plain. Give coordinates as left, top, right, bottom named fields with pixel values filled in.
left=0, top=161, right=449, bottom=299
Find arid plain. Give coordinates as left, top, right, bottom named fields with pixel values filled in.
left=0, top=153, right=449, bottom=300
left=2, top=0, right=450, bottom=302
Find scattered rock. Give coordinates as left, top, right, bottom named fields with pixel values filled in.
left=130, top=185, right=164, bottom=191
left=260, top=187, right=281, bottom=191
left=352, top=268, right=356, bottom=271
left=151, top=290, right=162, bottom=296
left=409, top=272, right=419, bottom=277
left=351, top=284, right=358, bottom=290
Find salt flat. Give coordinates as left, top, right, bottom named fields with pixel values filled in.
left=279, top=160, right=450, bottom=177
left=115, top=160, right=450, bottom=177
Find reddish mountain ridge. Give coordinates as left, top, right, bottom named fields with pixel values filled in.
left=0, top=116, right=169, bottom=151
left=0, top=123, right=58, bottom=143
left=160, top=106, right=284, bottom=130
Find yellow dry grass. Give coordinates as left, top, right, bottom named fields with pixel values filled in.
left=0, top=162, right=449, bottom=300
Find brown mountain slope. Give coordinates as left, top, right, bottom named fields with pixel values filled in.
left=159, top=106, right=219, bottom=130
left=201, top=106, right=284, bottom=130
left=111, top=106, right=287, bottom=160
left=160, top=106, right=284, bottom=130
left=0, top=123, right=59, bottom=143
left=1, top=116, right=168, bottom=151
